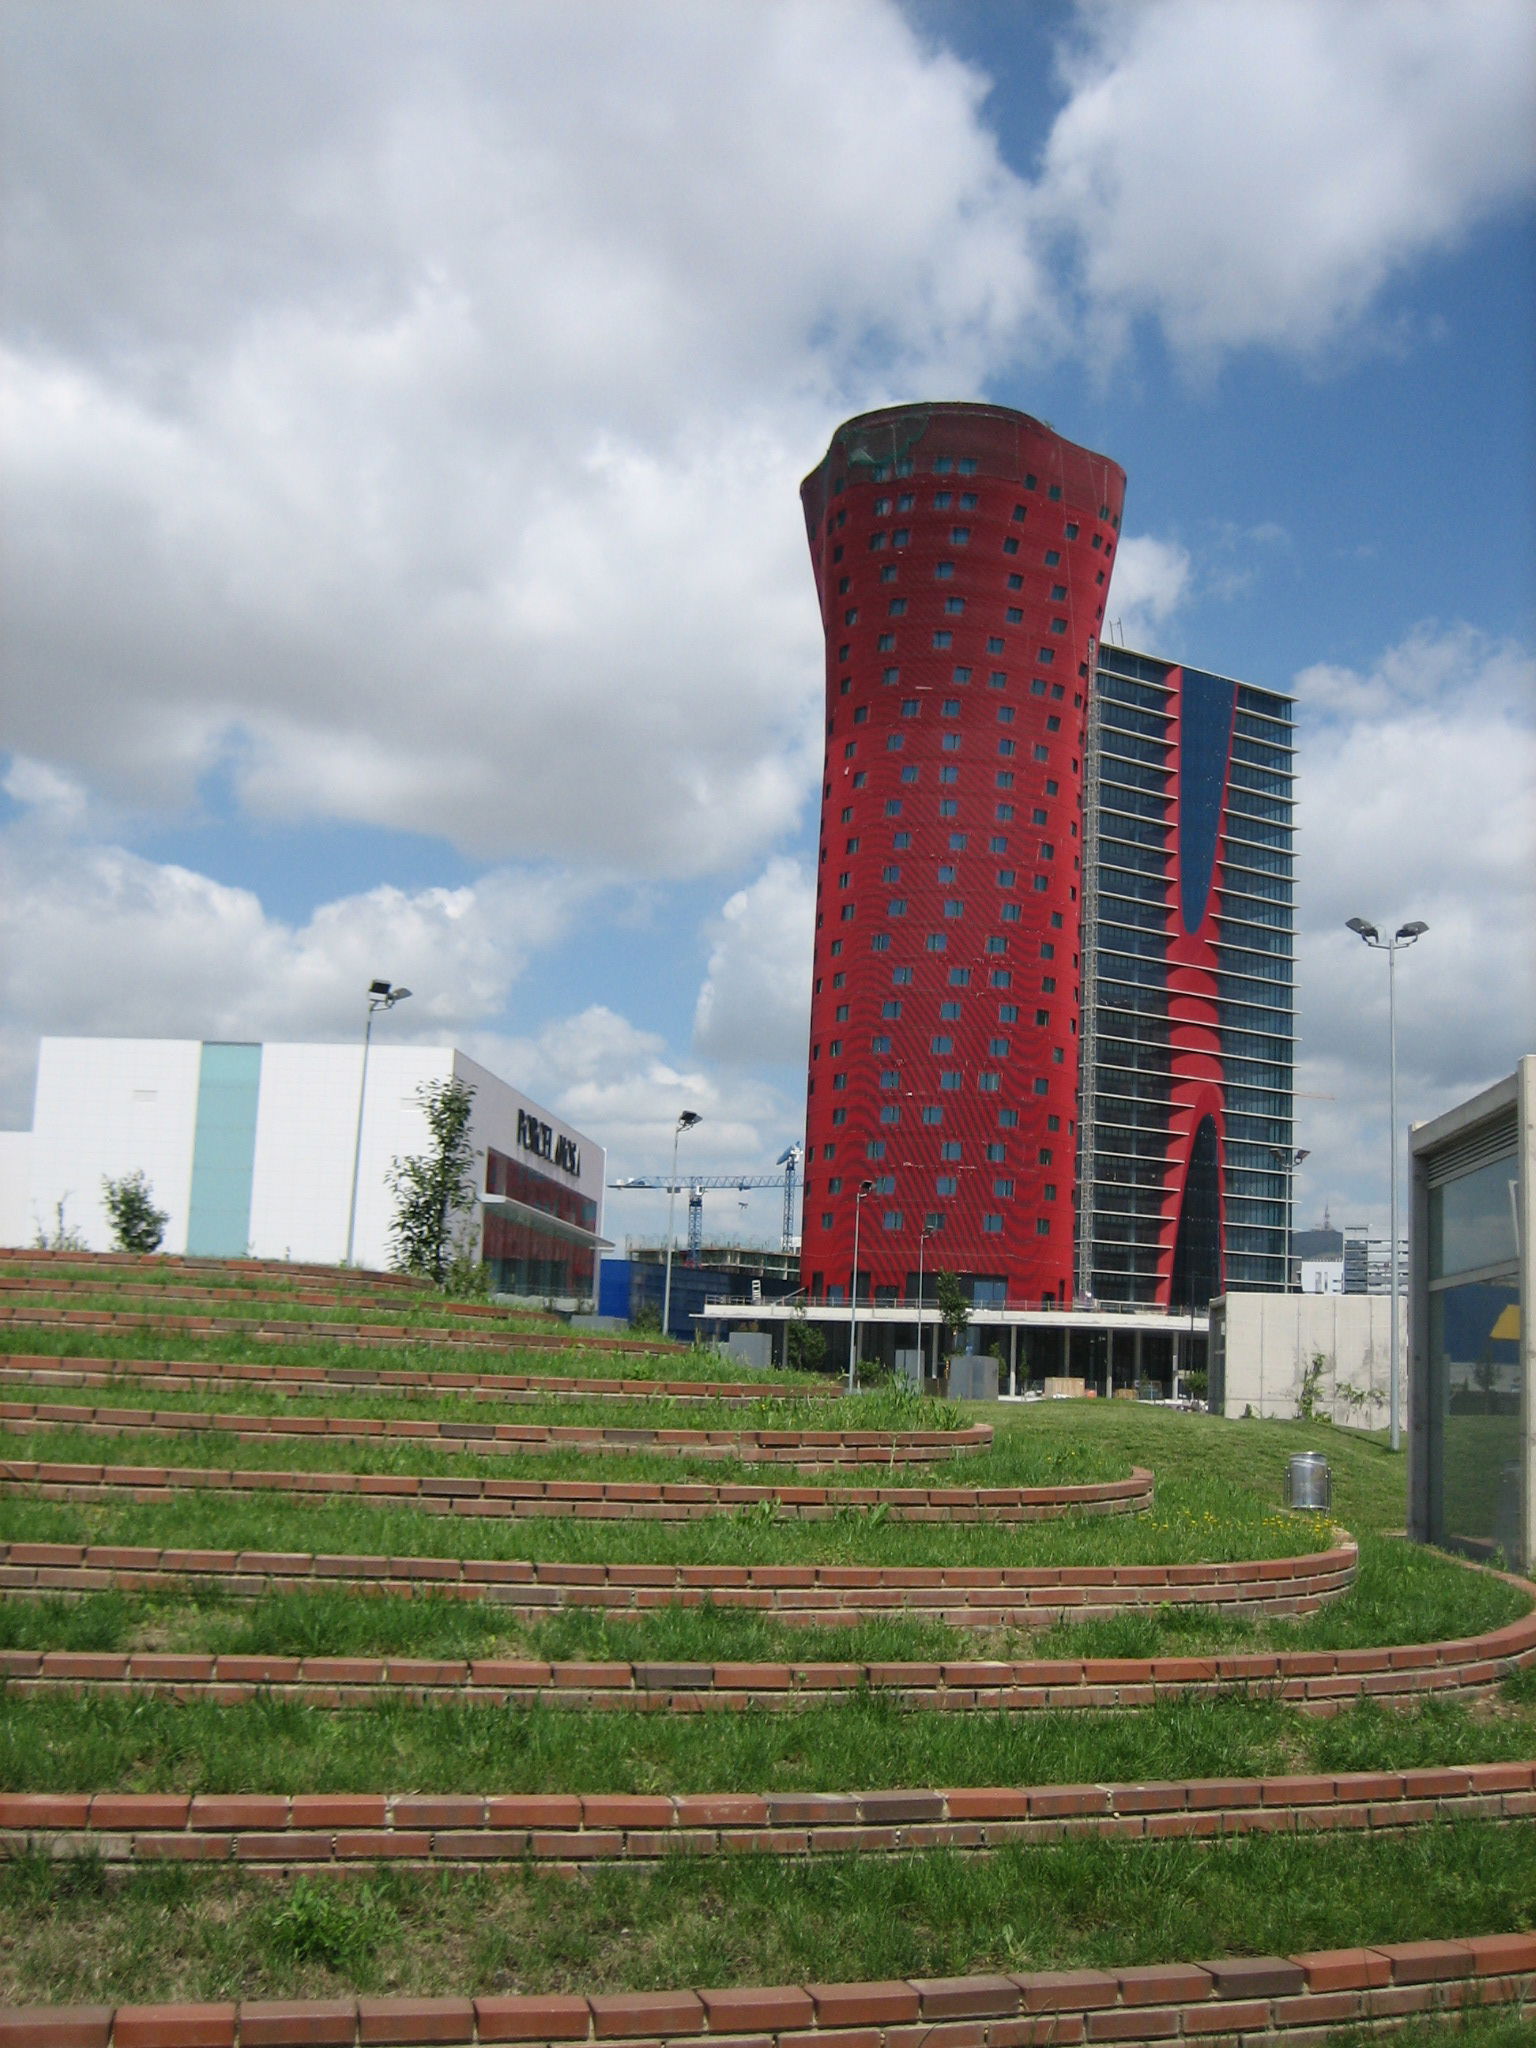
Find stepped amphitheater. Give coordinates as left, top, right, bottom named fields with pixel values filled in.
left=0, top=1252, right=1531, bottom=2045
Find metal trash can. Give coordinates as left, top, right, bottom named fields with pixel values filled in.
left=1285, top=1451, right=1332, bottom=1511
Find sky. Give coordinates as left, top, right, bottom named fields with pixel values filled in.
left=2, top=0, right=1533, bottom=1257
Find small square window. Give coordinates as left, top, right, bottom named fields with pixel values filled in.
left=921, top=1107, right=943, bottom=1127
left=932, top=630, right=953, bottom=649
left=1006, top=606, right=1023, bottom=623
left=877, top=632, right=896, bottom=651
left=925, top=933, right=947, bottom=952
left=938, top=798, right=958, bottom=816
left=1044, top=549, right=1061, bottom=566
left=1065, top=522, right=1079, bottom=539
left=888, top=597, right=908, bottom=615
left=939, top=765, right=959, bottom=783
left=1001, top=536, right=1019, bottom=555
left=879, top=565, right=898, bottom=583
left=934, top=563, right=955, bottom=581
left=944, top=596, right=965, bottom=614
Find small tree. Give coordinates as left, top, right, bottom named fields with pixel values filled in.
left=102, top=1170, right=169, bottom=1253
left=934, top=1270, right=971, bottom=1356
left=33, top=1197, right=87, bottom=1252
left=386, top=1077, right=480, bottom=1286
left=785, top=1306, right=827, bottom=1375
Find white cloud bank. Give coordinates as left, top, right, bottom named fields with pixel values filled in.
left=4, top=0, right=1532, bottom=877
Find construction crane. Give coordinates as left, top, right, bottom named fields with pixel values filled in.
left=611, top=1143, right=802, bottom=1262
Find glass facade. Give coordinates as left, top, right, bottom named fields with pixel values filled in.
left=482, top=1146, right=600, bottom=1298
left=1079, top=650, right=1294, bottom=1305
left=1420, top=1110, right=1523, bottom=1567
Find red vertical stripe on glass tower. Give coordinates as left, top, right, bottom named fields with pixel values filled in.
left=799, top=403, right=1126, bottom=1307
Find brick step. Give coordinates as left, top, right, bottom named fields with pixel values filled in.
left=3, top=1765, right=1532, bottom=1875
left=3, top=1938, right=1532, bottom=2047
left=6, top=1576, right=1532, bottom=1714
left=0, top=1536, right=1357, bottom=1628
left=0, top=1403, right=991, bottom=1469
left=0, top=1353, right=834, bottom=1407
left=0, top=1276, right=568, bottom=1322
left=1, top=1457, right=1154, bottom=1524
left=0, top=1305, right=673, bottom=1357
left=0, top=1249, right=420, bottom=1291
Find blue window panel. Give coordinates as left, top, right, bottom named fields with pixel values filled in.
left=1178, top=666, right=1238, bottom=932
left=186, top=1042, right=262, bottom=1257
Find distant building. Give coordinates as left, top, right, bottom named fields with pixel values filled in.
left=1409, top=1057, right=1531, bottom=1572
left=0, top=1036, right=607, bottom=1300
left=796, top=401, right=1294, bottom=1315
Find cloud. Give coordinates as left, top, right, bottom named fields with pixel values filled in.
left=1036, top=0, right=1536, bottom=359
left=1103, top=533, right=1192, bottom=648
left=0, top=797, right=585, bottom=1123
left=461, top=1004, right=803, bottom=1250
left=1291, top=623, right=1536, bottom=1230
left=693, top=857, right=815, bottom=1066
left=1, top=0, right=1048, bottom=879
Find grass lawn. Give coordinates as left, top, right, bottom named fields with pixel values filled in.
left=2, top=1824, right=1533, bottom=2005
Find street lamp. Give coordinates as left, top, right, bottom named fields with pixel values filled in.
left=1345, top=916, right=1428, bottom=1451
left=1266, top=1145, right=1311, bottom=1292
left=847, top=1179, right=876, bottom=1393
left=345, top=980, right=412, bottom=1267
left=661, top=1111, right=703, bottom=1342
left=916, top=1223, right=933, bottom=1385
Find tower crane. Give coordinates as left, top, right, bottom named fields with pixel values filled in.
left=611, top=1143, right=802, bottom=1262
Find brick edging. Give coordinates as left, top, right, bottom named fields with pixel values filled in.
left=6, top=1558, right=1530, bottom=1716
left=0, top=1353, right=832, bottom=1406
left=3, top=1938, right=1531, bottom=2046
left=3, top=1764, right=1531, bottom=1874
left=0, top=1535, right=1356, bottom=1628
left=0, top=1458, right=1154, bottom=1525
left=0, top=1305, right=682, bottom=1358
left=0, top=1404, right=992, bottom=1468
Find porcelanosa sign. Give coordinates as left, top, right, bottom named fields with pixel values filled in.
left=518, top=1109, right=581, bottom=1178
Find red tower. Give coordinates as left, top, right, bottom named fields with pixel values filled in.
left=799, top=403, right=1126, bottom=1307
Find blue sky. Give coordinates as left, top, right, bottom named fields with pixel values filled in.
left=2, top=0, right=1532, bottom=1255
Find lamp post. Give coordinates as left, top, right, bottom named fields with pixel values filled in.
left=916, top=1224, right=933, bottom=1386
left=1266, top=1145, right=1311, bottom=1292
left=345, top=980, right=412, bottom=1267
left=847, top=1179, right=875, bottom=1393
left=1345, top=916, right=1428, bottom=1452
left=660, top=1111, right=702, bottom=1342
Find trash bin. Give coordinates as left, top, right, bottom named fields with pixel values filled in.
left=1285, top=1452, right=1332, bottom=1511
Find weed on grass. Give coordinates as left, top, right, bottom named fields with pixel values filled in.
left=2, top=1824, right=1533, bottom=2004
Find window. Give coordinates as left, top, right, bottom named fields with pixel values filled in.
left=996, top=771, right=1015, bottom=788
left=949, top=968, right=971, bottom=985
left=942, top=699, right=961, bottom=718
left=1035, top=1008, right=1050, bottom=1027
left=888, top=597, right=908, bottom=616
left=1039, top=841, right=1055, bottom=859
left=892, top=966, right=913, bottom=984
left=1047, top=1114, right=1061, bottom=1132
left=957, top=457, right=977, bottom=474
left=882, top=1211, right=903, bottom=1231
left=934, top=563, right=955, bottom=581
left=939, top=1000, right=961, bottom=1021
left=997, top=707, right=1015, bottom=725
left=1048, top=484, right=1062, bottom=501
left=893, top=529, right=910, bottom=547
left=901, top=699, right=920, bottom=717
left=1033, top=1078, right=1049, bottom=1095
left=985, top=937, right=1007, bottom=955
left=944, top=899, right=963, bottom=918
left=869, top=532, right=887, bottom=550
left=984, top=1214, right=1004, bottom=1233
left=1001, top=536, right=1019, bottom=555
left=845, top=836, right=860, bottom=854
left=951, top=526, right=971, bottom=544
left=879, top=564, right=897, bottom=583
left=936, top=1175, right=958, bottom=1196
left=881, top=1000, right=902, bottom=1018
left=934, top=490, right=952, bottom=508
left=835, top=1002, right=850, bottom=1021
left=989, top=1038, right=1010, bottom=1057
left=867, top=1141, right=886, bottom=1160
left=939, top=765, right=959, bottom=783
left=1032, top=744, right=1050, bottom=762
left=1007, top=573, right=1023, bottom=589
left=996, top=803, right=1014, bottom=822
left=997, top=866, right=1016, bottom=884
left=900, top=765, right=919, bottom=783
left=1039, top=1147, right=1052, bottom=1165
left=853, top=707, right=868, bottom=726
left=952, top=666, right=973, bottom=684
left=840, top=903, right=855, bottom=920
left=991, top=971, right=1012, bottom=990
left=1045, top=778, right=1059, bottom=795
left=831, top=1108, right=847, bottom=1124
left=1036, top=648, right=1056, bottom=664
left=892, top=831, right=911, bottom=849
left=925, top=933, right=947, bottom=952
left=880, top=1104, right=901, bottom=1123
left=978, top=1073, right=1000, bottom=1092
left=942, top=735, right=962, bottom=753
left=998, top=739, right=1016, bottom=756
left=930, top=1035, right=953, bottom=1054
left=1035, top=1218, right=1051, bottom=1235
left=1041, top=975, right=1056, bottom=992
left=887, top=898, right=907, bottom=916
left=1065, top=522, right=1079, bottom=539
left=881, top=1069, right=901, bottom=1088
left=993, top=1179, right=1015, bottom=1199
left=1044, top=549, right=1060, bottom=566
left=1050, top=619, right=1068, bottom=635
left=873, top=497, right=891, bottom=516
left=1031, top=807, right=1047, bottom=825
left=1006, top=606, right=1023, bottom=623
left=938, top=863, right=957, bottom=883
left=1045, top=715, right=1061, bottom=733
left=885, top=733, right=903, bottom=751
left=921, top=1106, right=943, bottom=1125
left=1032, top=876, right=1049, bottom=893
left=832, top=1074, right=847, bottom=1091
left=882, top=863, right=900, bottom=882
left=998, top=1004, right=1018, bottom=1022
left=948, top=832, right=968, bottom=850
left=844, top=608, right=859, bottom=624
left=944, top=596, right=965, bottom=614
left=932, top=630, right=953, bottom=649
left=999, top=1108, right=1019, bottom=1128
left=938, top=798, right=958, bottom=816
left=877, top=633, right=896, bottom=652
left=821, top=1213, right=834, bottom=1230
left=925, top=1212, right=945, bottom=1231
left=1050, top=584, right=1067, bottom=601
left=883, top=666, right=900, bottom=685
left=941, top=1142, right=962, bottom=1161
left=871, top=1034, right=890, bottom=1053
left=1044, top=1184, right=1058, bottom=1202
left=960, top=490, right=978, bottom=507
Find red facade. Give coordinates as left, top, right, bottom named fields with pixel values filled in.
left=800, top=403, right=1126, bottom=1305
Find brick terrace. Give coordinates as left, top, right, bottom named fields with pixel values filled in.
left=4, top=1939, right=1532, bottom=2045
left=1, top=1456, right=1154, bottom=1525
left=0, top=1535, right=1356, bottom=1627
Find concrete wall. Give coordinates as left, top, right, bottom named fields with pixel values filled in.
left=1211, top=1291, right=1393, bottom=1429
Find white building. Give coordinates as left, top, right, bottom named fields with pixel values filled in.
left=0, top=1037, right=606, bottom=1300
